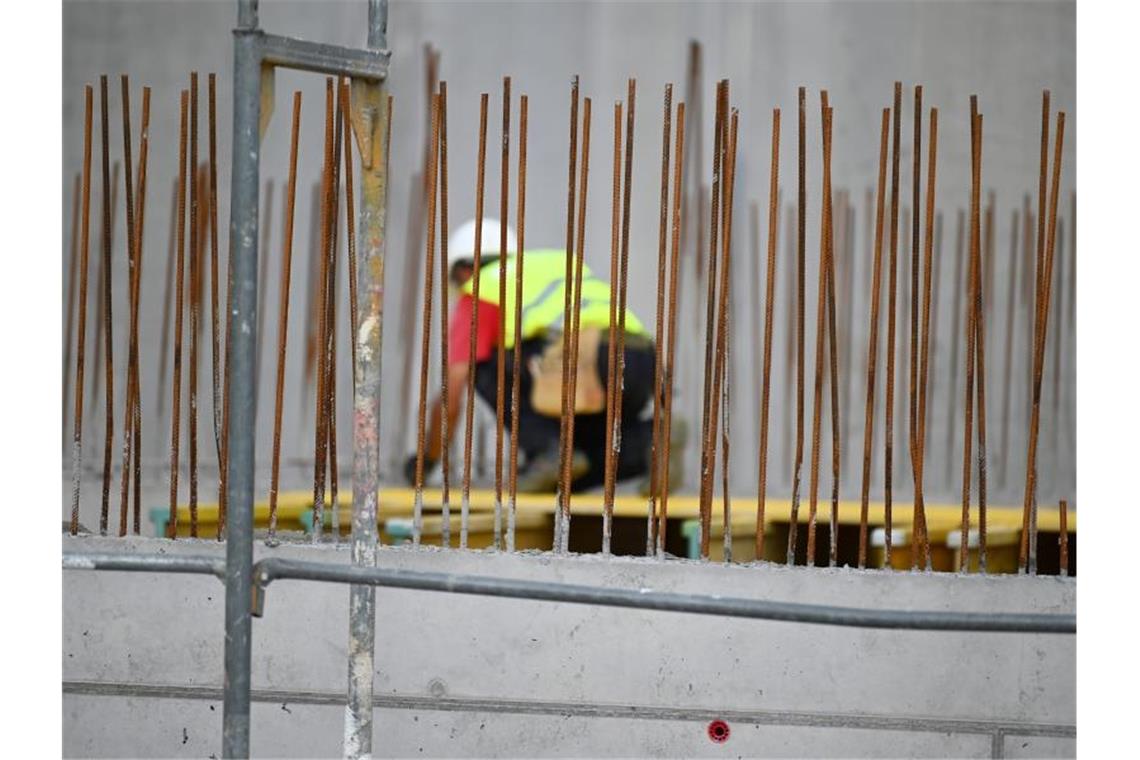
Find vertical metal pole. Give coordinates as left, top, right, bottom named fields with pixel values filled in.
left=346, top=1, right=389, bottom=756
left=223, top=1, right=260, bottom=756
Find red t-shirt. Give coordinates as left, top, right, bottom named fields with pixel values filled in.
left=448, top=294, right=502, bottom=365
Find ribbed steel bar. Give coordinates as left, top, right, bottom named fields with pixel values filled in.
left=1021, top=110, right=1066, bottom=575
left=167, top=90, right=189, bottom=538
left=657, top=101, right=685, bottom=557
left=959, top=101, right=981, bottom=573
left=755, top=107, right=780, bottom=561
left=69, top=86, right=94, bottom=536
left=340, top=80, right=359, bottom=395
left=461, top=93, right=490, bottom=550
left=98, top=75, right=115, bottom=536
left=554, top=76, right=579, bottom=552
left=914, top=107, right=938, bottom=570
left=718, top=107, right=739, bottom=563
left=65, top=171, right=81, bottom=452
left=648, top=83, right=673, bottom=556
left=824, top=109, right=841, bottom=569
left=130, top=85, right=152, bottom=535
left=156, top=179, right=178, bottom=427
left=90, top=160, right=117, bottom=426
left=324, top=83, right=345, bottom=542
left=116, top=75, right=138, bottom=537
left=507, top=94, right=528, bottom=552
left=806, top=100, right=831, bottom=565
left=268, top=92, right=303, bottom=540
left=882, top=82, right=902, bottom=566
left=857, top=108, right=891, bottom=569
left=311, top=79, right=336, bottom=542
left=908, top=87, right=925, bottom=566
left=188, top=72, right=200, bottom=537
left=413, top=93, right=441, bottom=546
left=973, top=115, right=990, bottom=573
left=786, top=86, right=806, bottom=565
left=438, top=82, right=451, bottom=547
left=699, top=81, right=725, bottom=560
left=209, top=73, right=223, bottom=486
left=602, top=99, right=623, bottom=554
left=494, top=76, right=511, bottom=549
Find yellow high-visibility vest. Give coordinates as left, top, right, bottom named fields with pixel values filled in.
left=460, top=249, right=646, bottom=349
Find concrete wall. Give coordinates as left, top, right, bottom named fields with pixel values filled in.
left=61, top=1, right=1076, bottom=531
left=63, top=535, right=1075, bottom=758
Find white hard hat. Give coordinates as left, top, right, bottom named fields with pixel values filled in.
left=448, top=218, right=518, bottom=263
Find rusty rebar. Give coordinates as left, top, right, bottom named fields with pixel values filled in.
left=1050, top=223, right=1064, bottom=495
left=413, top=93, right=442, bottom=546
left=882, top=82, right=902, bottom=566
left=1058, top=499, right=1069, bottom=577
left=715, top=107, right=739, bottom=563
left=959, top=103, right=981, bottom=573
left=554, top=76, right=579, bottom=553
left=70, top=86, right=94, bottom=536
left=98, top=75, right=114, bottom=536
left=493, top=76, right=511, bottom=549
left=755, top=107, right=781, bottom=561
left=323, top=81, right=346, bottom=541
left=438, top=82, right=451, bottom=546
left=907, top=87, right=924, bottom=566
left=311, top=79, right=336, bottom=542
left=206, top=73, right=223, bottom=484
left=462, top=93, right=490, bottom=550
left=90, top=160, right=117, bottom=425
left=116, top=75, right=137, bottom=537
left=915, top=107, right=938, bottom=571
left=648, top=83, right=674, bottom=556
left=973, top=117, right=990, bottom=573
left=562, top=96, right=592, bottom=555
left=507, top=94, right=529, bottom=552
left=699, top=81, right=726, bottom=560
left=267, top=92, right=303, bottom=540
left=824, top=111, right=841, bottom=569
left=167, top=90, right=189, bottom=538
left=187, top=73, right=200, bottom=536
left=602, top=99, right=624, bottom=555
left=658, top=101, right=686, bottom=557
left=806, top=100, right=832, bottom=566
left=786, top=86, right=807, bottom=565
left=65, top=171, right=81, bottom=451
left=857, top=108, right=891, bottom=569
left=1021, top=110, right=1066, bottom=575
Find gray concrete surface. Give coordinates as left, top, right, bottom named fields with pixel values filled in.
left=63, top=535, right=1075, bottom=758
left=61, top=1, right=1077, bottom=534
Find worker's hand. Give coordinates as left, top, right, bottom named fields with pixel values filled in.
left=403, top=453, right=438, bottom=486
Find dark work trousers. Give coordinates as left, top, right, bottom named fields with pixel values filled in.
left=473, top=334, right=656, bottom=491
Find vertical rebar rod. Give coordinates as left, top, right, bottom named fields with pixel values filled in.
left=755, top=107, right=781, bottom=561
left=413, top=93, right=441, bottom=547
left=167, top=91, right=189, bottom=538
left=562, top=96, right=592, bottom=555
left=507, top=94, right=528, bottom=552
left=787, top=86, right=807, bottom=565
left=915, top=108, right=938, bottom=570
left=90, top=161, right=118, bottom=425
left=882, top=82, right=902, bottom=566
left=98, top=75, right=114, bottom=536
left=268, top=92, right=303, bottom=540
left=602, top=99, right=623, bottom=555
left=658, top=101, right=685, bottom=557
left=1021, top=111, right=1066, bottom=575
left=999, top=208, right=1019, bottom=488
left=716, top=107, right=739, bottom=563
left=824, top=111, right=841, bottom=569
left=130, top=85, right=152, bottom=535
left=65, top=171, right=81, bottom=451
left=554, top=76, right=579, bottom=553
left=908, top=87, right=924, bottom=566
left=311, top=79, right=336, bottom=542
left=857, top=108, right=890, bottom=569
left=648, top=83, right=673, bottom=556
left=209, top=73, right=223, bottom=485
left=324, top=84, right=345, bottom=542
left=156, top=179, right=178, bottom=427
left=699, top=81, right=726, bottom=560
left=188, top=73, right=201, bottom=537
left=438, top=82, right=451, bottom=546
left=806, top=101, right=831, bottom=566
left=116, top=76, right=137, bottom=537
left=461, top=93, right=490, bottom=551
left=973, top=116, right=990, bottom=573
left=494, top=76, right=511, bottom=550
left=959, top=103, right=981, bottom=573
left=1050, top=225, right=1064, bottom=496
left=1058, top=499, right=1069, bottom=577
left=70, top=86, right=94, bottom=536
left=340, top=81, right=359, bottom=382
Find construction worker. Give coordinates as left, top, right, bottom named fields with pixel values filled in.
left=405, top=218, right=679, bottom=493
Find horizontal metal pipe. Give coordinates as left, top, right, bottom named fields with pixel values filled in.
left=61, top=551, right=1075, bottom=634
left=261, top=33, right=390, bottom=81
left=63, top=552, right=226, bottom=578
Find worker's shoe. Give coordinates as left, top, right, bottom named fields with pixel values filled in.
left=638, top=418, right=688, bottom=497
left=516, top=448, right=590, bottom=493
